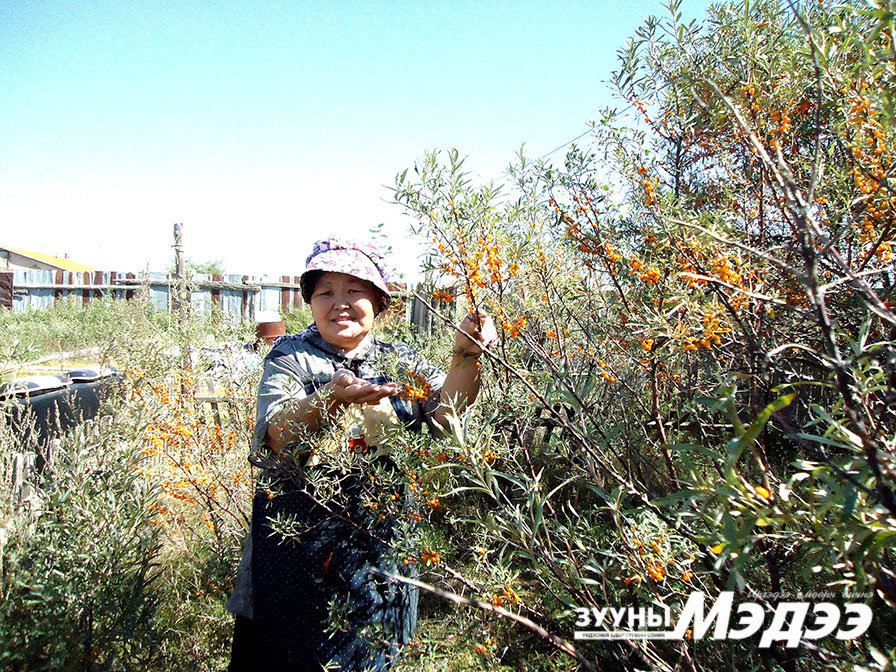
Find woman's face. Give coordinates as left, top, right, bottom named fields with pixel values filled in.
left=309, top=271, right=379, bottom=351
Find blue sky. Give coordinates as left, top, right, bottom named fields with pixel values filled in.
left=1, top=0, right=713, bottom=278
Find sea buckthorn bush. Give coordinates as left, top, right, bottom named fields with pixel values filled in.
left=3, top=1, right=896, bottom=670
left=389, top=1, right=895, bottom=669
left=0, top=297, right=259, bottom=671
left=0, top=414, right=164, bottom=670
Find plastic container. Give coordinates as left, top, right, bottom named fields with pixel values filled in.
left=1, top=367, right=121, bottom=461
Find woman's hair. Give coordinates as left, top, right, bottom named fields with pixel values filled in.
left=300, top=270, right=388, bottom=314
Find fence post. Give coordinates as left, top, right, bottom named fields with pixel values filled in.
left=0, top=270, right=12, bottom=310
left=54, top=270, right=64, bottom=305
left=172, top=223, right=188, bottom=323
left=212, top=274, right=222, bottom=307
left=82, top=271, right=91, bottom=308
left=93, top=270, right=103, bottom=301
left=280, top=275, right=290, bottom=315
left=125, top=272, right=135, bottom=300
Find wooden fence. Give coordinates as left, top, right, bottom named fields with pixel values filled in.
left=6, top=269, right=305, bottom=321
left=4, top=269, right=446, bottom=333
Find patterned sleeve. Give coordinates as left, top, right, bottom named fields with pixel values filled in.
left=248, top=353, right=313, bottom=465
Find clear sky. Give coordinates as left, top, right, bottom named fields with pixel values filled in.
left=1, top=0, right=713, bottom=279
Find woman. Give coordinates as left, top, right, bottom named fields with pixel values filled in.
left=227, top=238, right=495, bottom=671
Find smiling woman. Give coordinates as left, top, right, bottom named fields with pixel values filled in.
left=227, top=238, right=496, bottom=671
left=308, top=272, right=380, bottom=353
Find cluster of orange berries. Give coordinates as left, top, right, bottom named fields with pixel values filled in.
left=632, top=97, right=652, bottom=124
left=420, top=548, right=441, bottom=566
left=603, top=242, right=622, bottom=263
left=431, top=288, right=456, bottom=303
left=489, top=584, right=520, bottom=607
left=642, top=176, right=657, bottom=206
left=473, top=638, right=493, bottom=655
left=710, top=255, right=741, bottom=286
left=683, top=311, right=725, bottom=351
left=676, top=254, right=703, bottom=289
left=768, top=109, right=791, bottom=136
left=625, top=526, right=667, bottom=584
left=130, top=363, right=253, bottom=543
left=398, top=370, right=434, bottom=402
left=842, top=82, right=895, bottom=265
left=501, top=316, right=527, bottom=339
left=637, top=267, right=661, bottom=285
left=146, top=502, right=176, bottom=525
left=624, top=525, right=695, bottom=586
left=428, top=217, right=524, bottom=310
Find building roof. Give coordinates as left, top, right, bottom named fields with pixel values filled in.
left=1, top=246, right=97, bottom=272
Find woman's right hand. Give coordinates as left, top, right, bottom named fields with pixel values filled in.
left=267, top=369, right=398, bottom=451
left=328, top=369, right=397, bottom=406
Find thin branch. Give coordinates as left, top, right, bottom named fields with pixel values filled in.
left=666, top=216, right=795, bottom=275
left=678, top=273, right=790, bottom=306
left=369, top=567, right=599, bottom=672
left=784, top=0, right=826, bottom=204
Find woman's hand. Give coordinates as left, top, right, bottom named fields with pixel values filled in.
left=267, top=369, right=397, bottom=451
left=328, top=369, right=397, bottom=406
left=453, top=310, right=498, bottom=358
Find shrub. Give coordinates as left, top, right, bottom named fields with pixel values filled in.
left=0, top=413, right=163, bottom=670
left=389, top=0, right=896, bottom=669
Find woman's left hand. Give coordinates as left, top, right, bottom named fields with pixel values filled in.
left=453, top=310, right=498, bottom=358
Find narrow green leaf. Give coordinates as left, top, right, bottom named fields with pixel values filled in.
left=725, top=394, right=795, bottom=476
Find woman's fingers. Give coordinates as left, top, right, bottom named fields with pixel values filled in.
left=331, top=369, right=357, bottom=388
left=332, top=373, right=397, bottom=405
left=346, top=383, right=390, bottom=404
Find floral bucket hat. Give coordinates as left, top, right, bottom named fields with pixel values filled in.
left=300, top=238, right=392, bottom=309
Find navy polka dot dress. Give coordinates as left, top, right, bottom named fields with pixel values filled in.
left=227, top=327, right=443, bottom=671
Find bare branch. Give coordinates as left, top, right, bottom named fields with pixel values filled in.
left=369, top=567, right=599, bottom=672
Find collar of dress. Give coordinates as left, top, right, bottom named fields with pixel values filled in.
left=303, top=324, right=377, bottom=361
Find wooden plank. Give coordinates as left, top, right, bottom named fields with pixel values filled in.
left=211, top=274, right=223, bottom=305
left=94, top=270, right=104, bottom=300
left=82, top=271, right=90, bottom=308
left=280, top=275, right=290, bottom=314
left=0, top=270, right=12, bottom=310
left=54, top=269, right=63, bottom=305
